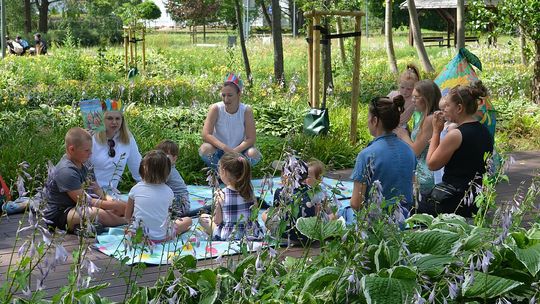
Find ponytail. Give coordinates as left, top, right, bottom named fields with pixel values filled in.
left=219, top=153, right=255, bottom=202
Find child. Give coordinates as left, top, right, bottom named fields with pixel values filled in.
left=306, top=159, right=337, bottom=221
left=44, top=127, right=126, bottom=233
left=155, top=140, right=190, bottom=217
left=387, top=64, right=421, bottom=128
left=125, top=150, right=192, bottom=242
left=433, top=96, right=458, bottom=184
left=199, top=152, right=261, bottom=240
left=262, top=157, right=318, bottom=243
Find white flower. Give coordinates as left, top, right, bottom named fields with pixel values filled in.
left=187, top=286, right=198, bottom=297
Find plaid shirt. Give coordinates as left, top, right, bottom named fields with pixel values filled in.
left=214, top=187, right=260, bottom=240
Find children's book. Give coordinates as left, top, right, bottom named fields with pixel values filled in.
left=80, top=99, right=105, bottom=132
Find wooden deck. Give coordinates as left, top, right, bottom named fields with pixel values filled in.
left=1, top=151, right=538, bottom=301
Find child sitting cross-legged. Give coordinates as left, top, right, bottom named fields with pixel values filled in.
left=199, top=152, right=262, bottom=240
left=155, top=140, right=190, bottom=217
left=262, top=156, right=321, bottom=244
left=125, top=150, right=192, bottom=242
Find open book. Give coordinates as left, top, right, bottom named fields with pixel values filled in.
left=80, top=99, right=105, bottom=132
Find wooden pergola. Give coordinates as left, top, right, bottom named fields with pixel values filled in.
left=400, top=0, right=499, bottom=48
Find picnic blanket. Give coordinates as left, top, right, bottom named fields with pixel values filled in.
left=118, top=177, right=353, bottom=214
left=95, top=219, right=266, bottom=265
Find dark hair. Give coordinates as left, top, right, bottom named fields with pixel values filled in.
left=156, top=139, right=179, bottom=157
left=139, top=150, right=171, bottom=184
left=223, top=82, right=241, bottom=94
left=369, top=95, right=405, bottom=131
left=219, top=152, right=254, bottom=202
left=447, top=80, right=488, bottom=115
left=16, top=35, right=21, bottom=40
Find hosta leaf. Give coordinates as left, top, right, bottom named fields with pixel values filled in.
left=405, top=213, right=434, bottom=227
left=430, top=214, right=472, bottom=233
left=507, top=243, right=540, bottom=276
left=411, top=254, right=457, bottom=277
left=296, top=217, right=345, bottom=241
left=301, top=267, right=342, bottom=297
left=360, top=272, right=416, bottom=304
left=406, top=229, right=460, bottom=255
left=462, top=271, right=523, bottom=298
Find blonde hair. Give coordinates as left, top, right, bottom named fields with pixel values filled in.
left=95, top=111, right=131, bottom=144
left=399, top=63, right=420, bottom=83
left=219, top=153, right=254, bottom=202
left=139, top=150, right=171, bottom=184
left=65, top=127, right=92, bottom=148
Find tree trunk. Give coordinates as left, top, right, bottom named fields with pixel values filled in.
left=271, top=0, right=285, bottom=84
left=24, top=0, right=31, bottom=35
left=534, top=39, right=540, bottom=104
left=203, top=23, right=206, bottom=43
left=519, top=25, right=528, bottom=66
left=406, top=0, right=434, bottom=72
left=37, top=0, right=49, bottom=33
left=234, top=0, right=252, bottom=87
left=321, top=0, right=333, bottom=105
left=385, top=0, right=399, bottom=74
left=259, top=0, right=272, bottom=30
left=456, top=0, right=465, bottom=49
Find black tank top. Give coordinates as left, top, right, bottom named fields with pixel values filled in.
left=443, top=121, right=494, bottom=190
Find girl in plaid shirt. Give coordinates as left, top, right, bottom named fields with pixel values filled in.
left=200, top=153, right=262, bottom=240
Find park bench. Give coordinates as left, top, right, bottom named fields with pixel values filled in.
left=422, top=36, right=444, bottom=47
left=465, top=36, right=479, bottom=43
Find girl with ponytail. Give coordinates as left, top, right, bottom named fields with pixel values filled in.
left=200, top=152, right=261, bottom=240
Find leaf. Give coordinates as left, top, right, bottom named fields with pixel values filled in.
left=361, top=272, right=416, bottom=304
left=300, top=266, right=342, bottom=296
left=405, top=213, right=434, bottom=227
left=507, top=243, right=540, bottom=276
left=459, top=227, right=491, bottom=252
left=430, top=214, right=472, bottom=233
left=73, top=283, right=110, bottom=298
left=462, top=272, right=522, bottom=298
left=405, top=229, right=460, bottom=255
left=234, top=255, right=255, bottom=279
left=173, top=254, right=197, bottom=270
left=411, top=254, right=457, bottom=277
left=296, top=217, right=345, bottom=241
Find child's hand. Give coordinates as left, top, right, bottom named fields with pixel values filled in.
left=432, top=111, right=445, bottom=134
left=214, top=189, right=225, bottom=203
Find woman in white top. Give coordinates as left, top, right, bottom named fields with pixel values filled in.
left=90, top=99, right=142, bottom=191
left=199, top=73, right=261, bottom=168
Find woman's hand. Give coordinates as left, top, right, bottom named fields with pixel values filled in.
left=432, top=111, right=445, bottom=134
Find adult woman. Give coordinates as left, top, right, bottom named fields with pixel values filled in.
left=395, top=80, right=441, bottom=195
left=90, top=99, right=142, bottom=191
left=199, top=73, right=261, bottom=168
left=420, top=81, right=494, bottom=217
left=350, top=96, right=416, bottom=215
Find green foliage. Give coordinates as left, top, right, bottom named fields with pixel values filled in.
left=138, top=1, right=162, bottom=21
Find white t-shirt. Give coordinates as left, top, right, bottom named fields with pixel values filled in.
left=90, top=132, right=142, bottom=190
left=128, top=182, right=174, bottom=240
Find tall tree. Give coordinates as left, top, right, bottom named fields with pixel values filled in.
left=406, top=0, right=434, bottom=72
left=233, top=0, right=252, bottom=86
left=166, top=0, right=221, bottom=42
left=271, top=0, right=285, bottom=83
left=24, top=0, right=31, bottom=34
left=385, top=0, right=398, bottom=74
left=256, top=0, right=272, bottom=28
left=34, top=0, right=62, bottom=33
left=456, top=0, right=465, bottom=49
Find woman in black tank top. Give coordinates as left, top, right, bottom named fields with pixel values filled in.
left=416, top=82, right=493, bottom=217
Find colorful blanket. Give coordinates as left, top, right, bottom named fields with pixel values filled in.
left=95, top=220, right=266, bottom=265
left=119, top=177, right=354, bottom=214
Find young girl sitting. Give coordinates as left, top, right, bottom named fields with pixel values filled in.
left=199, top=152, right=261, bottom=240
left=387, top=64, right=421, bottom=129
left=125, top=150, right=192, bottom=242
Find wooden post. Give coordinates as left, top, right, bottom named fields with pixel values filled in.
left=307, top=18, right=313, bottom=107
left=142, top=26, right=146, bottom=71
left=336, top=17, right=346, bottom=64
left=0, top=0, right=6, bottom=59
left=350, top=15, right=362, bottom=143
left=134, top=28, right=138, bottom=69
left=129, top=28, right=134, bottom=66
left=124, top=27, right=129, bottom=70
left=312, top=15, right=321, bottom=109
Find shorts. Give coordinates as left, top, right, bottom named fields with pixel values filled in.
left=46, top=207, right=73, bottom=231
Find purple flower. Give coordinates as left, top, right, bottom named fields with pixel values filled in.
left=480, top=250, right=494, bottom=273
left=55, top=245, right=69, bottom=263
left=187, top=286, right=198, bottom=297
left=448, top=282, right=458, bottom=299
left=16, top=175, right=27, bottom=197
left=233, top=282, right=242, bottom=293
